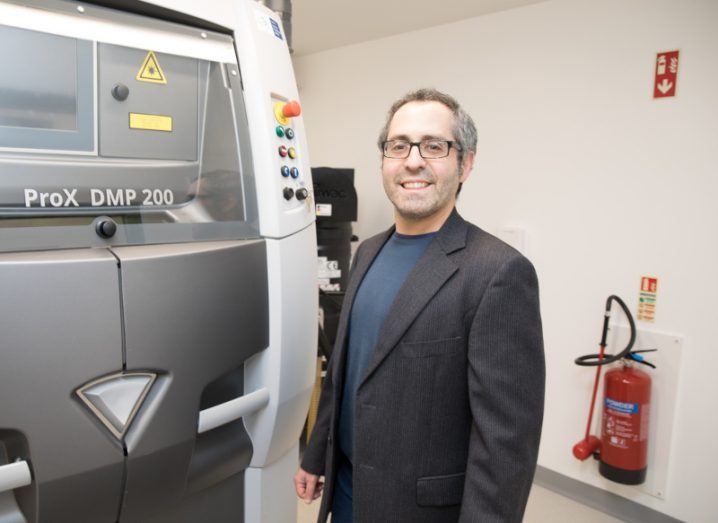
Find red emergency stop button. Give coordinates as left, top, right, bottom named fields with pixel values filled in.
left=282, top=100, right=301, bottom=118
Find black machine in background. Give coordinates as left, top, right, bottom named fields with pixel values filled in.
left=312, top=167, right=358, bottom=358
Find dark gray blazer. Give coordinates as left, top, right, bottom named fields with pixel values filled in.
left=302, top=209, right=545, bottom=522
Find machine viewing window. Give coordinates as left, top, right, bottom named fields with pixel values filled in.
left=0, top=25, right=94, bottom=151
left=0, top=23, right=259, bottom=252
left=0, top=26, right=77, bottom=130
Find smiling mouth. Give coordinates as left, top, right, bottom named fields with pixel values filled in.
left=401, top=181, right=431, bottom=190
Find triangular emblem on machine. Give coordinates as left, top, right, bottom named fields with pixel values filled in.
left=76, top=372, right=157, bottom=439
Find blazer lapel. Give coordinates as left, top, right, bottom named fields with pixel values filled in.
left=359, top=210, right=468, bottom=387
left=330, top=227, right=393, bottom=391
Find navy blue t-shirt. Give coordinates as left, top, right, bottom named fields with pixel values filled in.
left=334, top=231, right=436, bottom=506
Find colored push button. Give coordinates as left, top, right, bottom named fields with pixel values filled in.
left=288, top=147, right=297, bottom=159
left=275, top=126, right=285, bottom=137
left=111, top=83, right=129, bottom=102
left=278, top=145, right=288, bottom=157
left=285, top=128, right=295, bottom=139
left=280, top=165, right=290, bottom=177
left=295, top=187, right=309, bottom=201
left=273, top=100, right=302, bottom=125
left=290, top=167, right=299, bottom=179
left=95, top=217, right=117, bottom=238
left=282, top=101, right=301, bottom=118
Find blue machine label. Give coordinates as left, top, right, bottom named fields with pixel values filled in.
left=270, top=19, right=283, bottom=40
left=605, top=398, right=639, bottom=414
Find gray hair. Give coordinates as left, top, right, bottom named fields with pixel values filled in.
left=377, top=88, right=478, bottom=167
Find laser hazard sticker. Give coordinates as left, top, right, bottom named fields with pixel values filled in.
left=136, top=51, right=167, bottom=84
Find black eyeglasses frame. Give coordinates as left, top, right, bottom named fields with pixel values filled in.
left=381, top=140, right=463, bottom=159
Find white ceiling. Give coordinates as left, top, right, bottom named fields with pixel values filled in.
left=291, top=0, right=548, bottom=56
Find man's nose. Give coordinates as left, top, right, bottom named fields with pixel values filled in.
left=404, top=144, right=426, bottom=170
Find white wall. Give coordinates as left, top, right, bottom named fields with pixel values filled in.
left=294, top=1, right=718, bottom=521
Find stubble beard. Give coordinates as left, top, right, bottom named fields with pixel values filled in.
left=385, top=171, right=460, bottom=221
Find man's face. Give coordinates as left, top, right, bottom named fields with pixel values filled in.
left=381, top=101, right=473, bottom=230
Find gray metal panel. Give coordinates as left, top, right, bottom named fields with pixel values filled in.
left=142, top=472, right=245, bottom=523
left=0, top=249, right=125, bottom=522
left=0, top=26, right=94, bottom=151
left=0, top=158, right=199, bottom=212
left=112, top=240, right=267, bottom=520
left=99, top=44, right=198, bottom=161
left=0, top=219, right=262, bottom=255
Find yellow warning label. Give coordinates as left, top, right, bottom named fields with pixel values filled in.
left=129, top=113, right=173, bottom=132
left=136, top=51, right=167, bottom=84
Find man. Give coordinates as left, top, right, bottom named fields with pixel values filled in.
left=295, top=89, right=545, bottom=522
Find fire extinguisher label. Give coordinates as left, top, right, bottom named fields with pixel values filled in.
left=603, top=397, right=649, bottom=450
left=605, top=398, right=639, bottom=414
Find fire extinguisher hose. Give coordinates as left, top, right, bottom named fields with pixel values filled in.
left=575, top=294, right=636, bottom=367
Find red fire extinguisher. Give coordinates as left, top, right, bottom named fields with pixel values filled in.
left=572, top=295, right=656, bottom=485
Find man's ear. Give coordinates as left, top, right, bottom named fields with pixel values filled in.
left=459, top=151, right=476, bottom=183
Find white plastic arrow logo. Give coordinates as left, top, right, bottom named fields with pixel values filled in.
left=656, top=78, right=673, bottom=94
left=76, top=372, right=156, bottom=439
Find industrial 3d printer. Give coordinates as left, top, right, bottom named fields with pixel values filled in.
left=0, top=0, right=316, bottom=521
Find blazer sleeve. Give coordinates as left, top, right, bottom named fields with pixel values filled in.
left=300, top=350, right=336, bottom=475
left=301, top=242, right=364, bottom=475
left=460, top=254, right=545, bottom=523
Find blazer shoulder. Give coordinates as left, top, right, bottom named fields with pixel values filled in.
left=463, top=222, right=534, bottom=273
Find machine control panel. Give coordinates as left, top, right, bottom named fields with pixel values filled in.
left=271, top=97, right=310, bottom=207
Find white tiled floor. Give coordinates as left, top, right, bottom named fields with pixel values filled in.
left=296, top=484, right=624, bottom=522
left=523, top=485, right=623, bottom=522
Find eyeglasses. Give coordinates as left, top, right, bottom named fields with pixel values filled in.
left=382, top=139, right=462, bottom=159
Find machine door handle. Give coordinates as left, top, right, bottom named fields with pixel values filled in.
left=0, top=460, right=31, bottom=493
left=197, top=388, right=269, bottom=434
